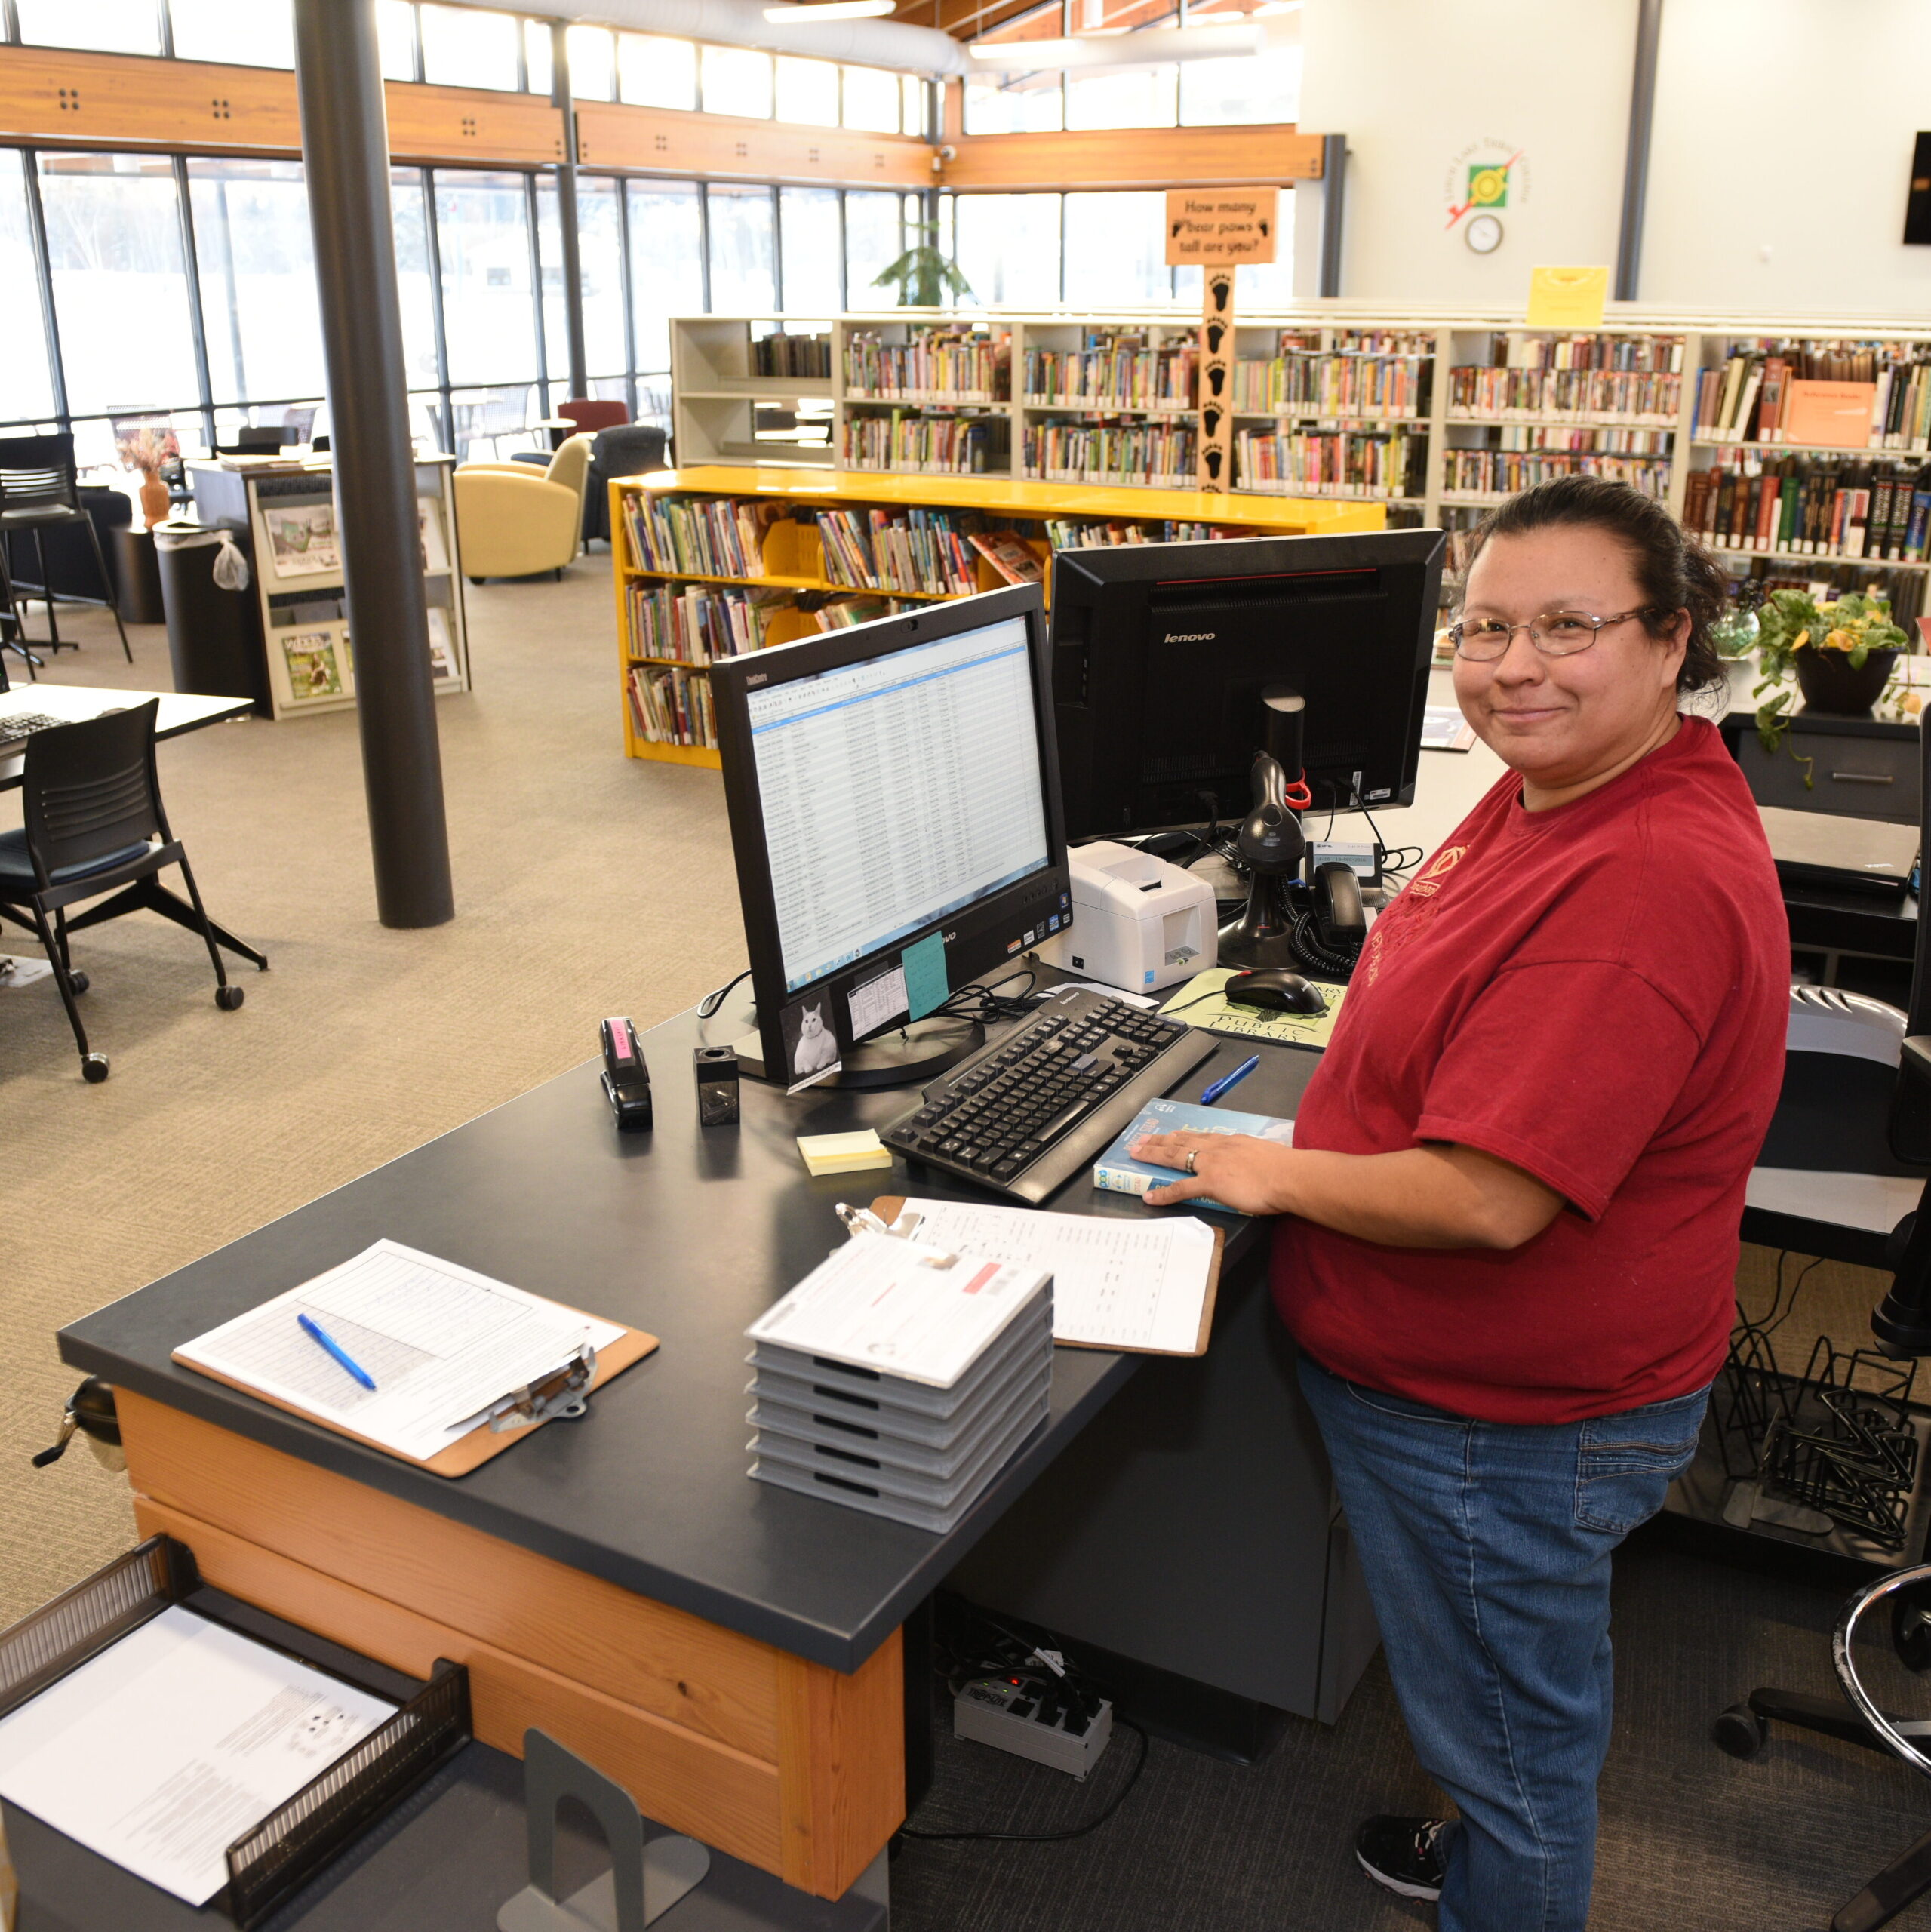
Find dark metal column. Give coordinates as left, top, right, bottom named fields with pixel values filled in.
left=1318, top=133, right=1346, bottom=299
left=293, top=0, right=454, bottom=929
left=1614, top=0, right=1663, bottom=303
left=549, top=20, right=589, bottom=401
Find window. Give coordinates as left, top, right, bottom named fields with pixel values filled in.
left=538, top=175, right=626, bottom=386
left=389, top=170, right=442, bottom=392
left=1062, top=192, right=1172, bottom=305
left=170, top=0, right=295, bottom=68
left=619, top=35, right=697, bottom=111
left=0, top=153, right=56, bottom=425
left=1064, top=65, right=1178, bottom=130
left=902, top=74, right=927, bottom=138
left=189, top=159, right=327, bottom=407
left=524, top=20, right=553, bottom=96
left=378, top=0, right=420, bottom=82
left=1179, top=46, right=1300, bottom=125
left=952, top=193, right=1061, bottom=307
left=843, top=190, right=906, bottom=309
left=566, top=25, right=617, bottom=102
left=779, top=189, right=842, bottom=314
left=420, top=5, right=521, bottom=91
left=706, top=184, right=776, bottom=312
left=775, top=57, right=841, bottom=128
left=626, top=180, right=703, bottom=374
left=841, top=66, right=900, bottom=134
left=963, top=76, right=1065, bottom=134
left=432, top=170, right=537, bottom=386
left=15, top=0, right=160, bottom=54
left=702, top=45, right=773, bottom=120
left=38, top=155, right=200, bottom=418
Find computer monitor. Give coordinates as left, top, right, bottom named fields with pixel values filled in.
left=709, top=584, right=1071, bottom=1088
left=1049, top=528, right=1447, bottom=839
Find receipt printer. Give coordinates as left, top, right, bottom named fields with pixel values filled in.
left=1036, top=841, right=1218, bottom=994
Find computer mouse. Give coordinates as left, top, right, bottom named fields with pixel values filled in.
left=1223, top=968, right=1327, bottom=1015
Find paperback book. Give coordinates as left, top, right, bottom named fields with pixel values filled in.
left=1093, top=1097, right=1294, bottom=1215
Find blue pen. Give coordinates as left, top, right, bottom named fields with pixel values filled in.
left=1200, top=1054, right=1261, bottom=1106
left=297, top=1312, right=377, bottom=1392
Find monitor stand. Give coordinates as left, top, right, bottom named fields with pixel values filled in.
left=735, top=1015, right=985, bottom=1093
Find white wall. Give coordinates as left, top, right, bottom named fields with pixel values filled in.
left=1644, top=0, right=1931, bottom=314
left=1297, top=0, right=1637, bottom=304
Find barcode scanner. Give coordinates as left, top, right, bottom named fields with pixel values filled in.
left=601, top=1017, right=653, bottom=1132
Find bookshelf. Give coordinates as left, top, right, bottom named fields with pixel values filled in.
left=610, top=464, right=1384, bottom=768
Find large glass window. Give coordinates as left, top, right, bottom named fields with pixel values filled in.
left=432, top=170, right=537, bottom=386
left=952, top=193, right=1061, bottom=308
left=188, top=159, right=326, bottom=408
left=902, top=75, right=927, bottom=138
left=619, top=34, right=696, bottom=109
left=538, top=175, right=626, bottom=388
left=378, top=0, right=420, bottom=82
left=567, top=25, right=617, bottom=102
left=964, top=75, right=1065, bottom=134
left=0, top=152, right=57, bottom=426
left=775, top=57, right=841, bottom=128
left=419, top=5, right=521, bottom=91
left=706, top=184, right=776, bottom=312
left=1062, top=191, right=1172, bottom=304
left=843, top=191, right=905, bottom=309
left=38, top=155, right=200, bottom=418
left=627, top=180, right=703, bottom=374
left=779, top=189, right=842, bottom=315
left=16, top=0, right=161, bottom=54
left=389, top=169, right=442, bottom=394
left=1179, top=47, right=1300, bottom=125
left=841, top=66, right=901, bottom=134
left=1065, top=65, right=1178, bottom=130
left=170, top=0, right=295, bottom=68
left=524, top=20, right=553, bottom=97
left=702, top=45, right=774, bottom=119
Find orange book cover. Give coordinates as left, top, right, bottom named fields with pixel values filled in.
left=1782, top=379, right=1876, bottom=449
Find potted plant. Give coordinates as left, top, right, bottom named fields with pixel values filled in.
left=870, top=224, right=974, bottom=307
left=1753, top=586, right=1908, bottom=755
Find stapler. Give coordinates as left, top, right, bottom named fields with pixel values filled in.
left=601, top=1017, right=653, bottom=1131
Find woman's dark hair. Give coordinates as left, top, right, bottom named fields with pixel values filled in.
left=1464, top=474, right=1727, bottom=697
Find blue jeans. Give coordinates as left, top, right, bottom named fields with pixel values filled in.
left=1296, top=1353, right=1709, bottom=1932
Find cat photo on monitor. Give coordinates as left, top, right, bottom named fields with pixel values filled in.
left=781, top=996, right=841, bottom=1083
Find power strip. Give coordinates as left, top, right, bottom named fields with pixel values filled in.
left=953, top=1676, right=1114, bottom=1780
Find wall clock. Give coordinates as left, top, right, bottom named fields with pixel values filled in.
left=1465, top=213, right=1503, bottom=254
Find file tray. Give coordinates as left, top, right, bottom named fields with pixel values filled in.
left=0, top=1535, right=472, bottom=1930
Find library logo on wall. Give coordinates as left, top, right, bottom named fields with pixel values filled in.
left=1444, top=140, right=1529, bottom=240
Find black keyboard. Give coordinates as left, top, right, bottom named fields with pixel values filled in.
left=0, top=712, right=64, bottom=752
left=881, top=984, right=1216, bottom=1205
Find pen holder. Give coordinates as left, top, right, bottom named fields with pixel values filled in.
left=693, top=1045, right=740, bottom=1126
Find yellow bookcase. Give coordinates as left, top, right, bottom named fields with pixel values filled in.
left=611, top=464, right=1385, bottom=769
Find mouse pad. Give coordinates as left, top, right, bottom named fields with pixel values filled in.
left=1158, top=966, right=1348, bottom=1050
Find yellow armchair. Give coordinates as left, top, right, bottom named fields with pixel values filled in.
left=454, top=435, right=592, bottom=581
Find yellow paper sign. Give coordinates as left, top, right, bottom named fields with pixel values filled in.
left=1165, top=188, right=1280, bottom=266
left=1526, top=265, right=1610, bottom=330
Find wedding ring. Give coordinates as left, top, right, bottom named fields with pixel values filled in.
left=1185, top=1148, right=1199, bottom=1176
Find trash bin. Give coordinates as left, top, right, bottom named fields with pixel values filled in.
left=155, top=521, right=269, bottom=715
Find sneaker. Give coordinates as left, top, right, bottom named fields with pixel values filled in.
left=1354, top=1815, right=1447, bottom=1902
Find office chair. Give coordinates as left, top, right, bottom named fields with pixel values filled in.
left=558, top=398, right=629, bottom=435
left=583, top=423, right=669, bottom=546
left=0, top=434, right=134, bottom=665
left=0, top=700, right=263, bottom=1082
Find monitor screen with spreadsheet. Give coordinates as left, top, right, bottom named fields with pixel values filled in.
left=709, top=584, right=1070, bottom=1088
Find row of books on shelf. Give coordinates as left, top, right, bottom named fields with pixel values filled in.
left=626, top=581, right=794, bottom=663
left=1483, top=425, right=1674, bottom=455
left=1045, top=518, right=1244, bottom=548
left=844, top=329, right=1010, bottom=404
left=1690, top=343, right=1931, bottom=450
left=816, top=506, right=979, bottom=596
left=1473, top=332, right=1684, bottom=373
left=752, top=331, right=832, bottom=380
left=1682, top=457, right=1931, bottom=563
left=841, top=411, right=1010, bottom=475
left=1234, top=428, right=1426, bottom=500
left=1441, top=448, right=1672, bottom=497
left=623, top=491, right=768, bottom=578
left=1023, top=422, right=1195, bottom=491
left=1020, top=341, right=1196, bottom=411
left=628, top=662, right=717, bottom=748
left=1445, top=366, right=1682, bottom=423
left=1231, top=351, right=1430, bottom=420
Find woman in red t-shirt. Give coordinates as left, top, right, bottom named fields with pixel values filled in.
left=1136, top=476, right=1788, bottom=1932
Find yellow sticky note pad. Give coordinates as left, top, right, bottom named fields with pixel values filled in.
left=797, top=1131, right=894, bottom=1177
left=1526, top=266, right=1610, bottom=330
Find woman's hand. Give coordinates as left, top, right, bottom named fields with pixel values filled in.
left=1135, top=1131, right=1294, bottom=1215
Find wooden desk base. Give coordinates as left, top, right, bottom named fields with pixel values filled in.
left=118, top=1392, right=902, bottom=1902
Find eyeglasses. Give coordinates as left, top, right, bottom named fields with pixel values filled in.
left=1447, top=608, right=1656, bottom=662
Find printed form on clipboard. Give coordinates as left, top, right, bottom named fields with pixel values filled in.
left=172, top=1239, right=632, bottom=1466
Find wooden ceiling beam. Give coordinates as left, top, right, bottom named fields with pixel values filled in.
left=575, top=100, right=932, bottom=187
left=942, top=121, right=1321, bottom=189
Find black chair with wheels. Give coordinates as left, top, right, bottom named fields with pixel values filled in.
left=0, top=700, right=263, bottom=1082
left=0, top=433, right=134, bottom=666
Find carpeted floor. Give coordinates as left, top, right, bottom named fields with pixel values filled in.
left=2, top=563, right=1923, bottom=1928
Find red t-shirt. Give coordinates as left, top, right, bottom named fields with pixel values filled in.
left=1271, top=715, right=1788, bottom=1423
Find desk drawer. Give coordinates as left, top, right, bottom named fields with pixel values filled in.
left=1732, top=728, right=1920, bottom=824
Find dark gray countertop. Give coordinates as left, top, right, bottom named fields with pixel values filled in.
left=60, top=990, right=1321, bottom=1673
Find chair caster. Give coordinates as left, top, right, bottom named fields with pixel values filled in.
left=469, top=575, right=484, bottom=586
left=81, top=1054, right=109, bottom=1084
left=215, top=984, right=244, bottom=1011
left=68, top=970, right=88, bottom=994
left=1711, top=1702, right=1768, bottom=1759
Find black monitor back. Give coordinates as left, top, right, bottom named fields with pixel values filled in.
left=1050, top=528, right=1446, bottom=839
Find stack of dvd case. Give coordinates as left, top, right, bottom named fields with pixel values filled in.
left=745, top=1232, right=1054, bottom=1534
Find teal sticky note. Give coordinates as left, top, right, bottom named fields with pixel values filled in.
left=903, top=931, right=949, bottom=1021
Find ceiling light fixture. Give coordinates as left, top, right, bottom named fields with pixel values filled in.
left=762, top=0, right=897, bottom=19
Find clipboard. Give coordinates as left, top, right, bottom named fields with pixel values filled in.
left=173, top=1317, right=658, bottom=1479
left=867, top=1195, right=1225, bottom=1358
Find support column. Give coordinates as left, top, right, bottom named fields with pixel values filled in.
left=1614, top=0, right=1663, bottom=303
left=1318, top=133, right=1346, bottom=299
left=550, top=20, right=589, bottom=401
left=293, top=0, right=454, bottom=929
